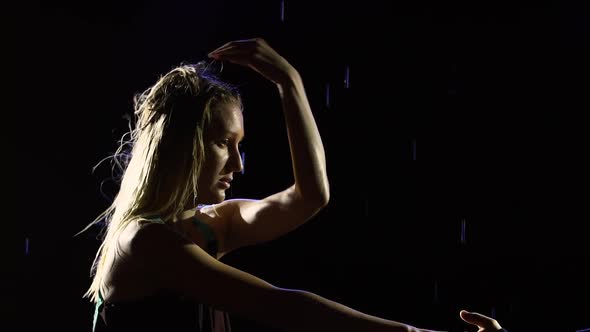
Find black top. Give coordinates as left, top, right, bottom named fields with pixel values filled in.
left=94, top=290, right=231, bottom=332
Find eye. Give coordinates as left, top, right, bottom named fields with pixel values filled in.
left=217, top=139, right=229, bottom=147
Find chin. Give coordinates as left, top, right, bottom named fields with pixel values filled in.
left=209, top=190, right=225, bottom=203
left=199, top=186, right=227, bottom=203
left=216, top=192, right=226, bottom=202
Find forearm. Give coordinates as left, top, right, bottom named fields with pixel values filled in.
left=264, top=288, right=413, bottom=332
left=277, top=71, right=329, bottom=205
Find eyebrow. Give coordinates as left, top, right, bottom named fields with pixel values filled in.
left=221, top=130, right=245, bottom=141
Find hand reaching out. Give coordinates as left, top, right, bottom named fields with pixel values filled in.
left=460, top=310, right=503, bottom=332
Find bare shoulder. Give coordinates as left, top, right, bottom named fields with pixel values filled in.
left=102, top=221, right=188, bottom=301
left=121, top=220, right=191, bottom=258
left=118, top=220, right=216, bottom=289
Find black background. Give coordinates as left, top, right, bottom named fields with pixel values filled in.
left=11, top=0, right=590, bottom=331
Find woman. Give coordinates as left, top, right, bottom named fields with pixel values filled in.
left=84, top=38, right=492, bottom=332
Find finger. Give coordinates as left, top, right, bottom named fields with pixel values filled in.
left=208, top=44, right=252, bottom=61
left=208, top=47, right=250, bottom=64
left=209, top=45, right=233, bottom=57
left=460, top=310, right=489, bottom=326
left=209, top=39, right=256, bottom=55
left=460, top=310, right=500, bottom=329
left=209, top=41, right=234, bottom=54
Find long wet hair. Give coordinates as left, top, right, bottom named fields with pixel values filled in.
left=82, top=62, right=242, bottom=303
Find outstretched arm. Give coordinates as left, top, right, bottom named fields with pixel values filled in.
left=208, top=39, right=329, bottom=254
left=132, top=222, right=439, bottom=332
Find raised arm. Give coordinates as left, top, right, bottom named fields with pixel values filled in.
left=131, top=222, right=437, bottom=332
left=208, top=39, right=329, bottom=253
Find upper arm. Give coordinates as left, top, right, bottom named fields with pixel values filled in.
left=129, top=223, right=394, bottom=332
left=131, top=222, right=280, bottom=319
left=217, top=185, right=328, bottom=254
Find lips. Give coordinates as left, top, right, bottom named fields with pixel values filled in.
left=218, top=177, right=232, bottom=189
left=219, top=177, right=232, bottom=184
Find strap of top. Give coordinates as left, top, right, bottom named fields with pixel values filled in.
left=144, top=215, right=166, bottom=224
left=148, top=213, right=218, bottom=255
left=191, top=217, right=218, bottom=256
left=93, top=290, right=104, bottom=332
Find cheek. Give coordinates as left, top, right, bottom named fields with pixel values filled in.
left=206, top=147, right=228, bottom=172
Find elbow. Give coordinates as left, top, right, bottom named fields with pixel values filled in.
left=310, top=184, right=330, bottom=210
left=295, top=181, right=330, bottom=212
left=309, top=190, right=329, bottom=216
left=300, top=192, right=329, bottom=215
left=318, top=187, right=330, bottom=208
left=313, top=176, right=330, bottom=208
left=320, top=179, right=330, bottom=206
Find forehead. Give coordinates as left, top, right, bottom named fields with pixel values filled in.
left=210, top=104, right=244, bottom=135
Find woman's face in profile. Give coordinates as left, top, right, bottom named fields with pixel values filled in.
left=196, top=103, right=244, bottom=204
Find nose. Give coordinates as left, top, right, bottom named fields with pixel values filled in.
left=227, top=146, right=243, bottom=173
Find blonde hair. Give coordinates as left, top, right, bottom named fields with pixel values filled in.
left=81, top=62, right=241, bottom=303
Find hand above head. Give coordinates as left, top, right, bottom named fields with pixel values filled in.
left=460, top=310, right=504, bottom=332
left=208, top=38, right=297, bottom=85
